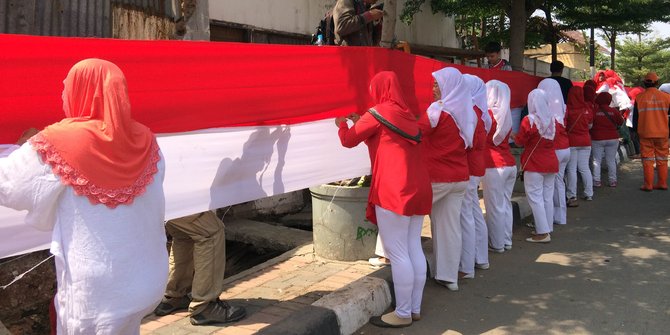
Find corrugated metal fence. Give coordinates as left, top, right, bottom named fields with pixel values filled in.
left=0, top=0, right=180, bottom=38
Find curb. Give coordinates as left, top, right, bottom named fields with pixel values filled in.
left=260, top=267, right=393, bottom=335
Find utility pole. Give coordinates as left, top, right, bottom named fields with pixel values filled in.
left=590, top=26, right=595, bottom=77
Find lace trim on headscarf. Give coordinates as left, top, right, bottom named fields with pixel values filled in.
left=29, top=133, right=160, bottom=209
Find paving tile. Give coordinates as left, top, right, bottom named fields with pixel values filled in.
left=154, top=314, right=187, bottom=324
left=141, top=320, right=168, bottom=331
left=214, top=326, right=257, bottom=335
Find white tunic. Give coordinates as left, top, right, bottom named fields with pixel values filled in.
left=0, top=143, right=168, bottom=335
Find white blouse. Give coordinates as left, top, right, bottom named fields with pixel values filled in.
left=0, top=143, right=168, bottom=334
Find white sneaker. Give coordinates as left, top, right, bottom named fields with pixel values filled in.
left=475, top=263, right=490, bottom=270
left=504, top=244, right=512, bottom=250
left=368, top=257, right=390, bottom=267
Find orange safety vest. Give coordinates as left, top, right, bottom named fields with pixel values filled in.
left=636, top=87, right=670, bottom=138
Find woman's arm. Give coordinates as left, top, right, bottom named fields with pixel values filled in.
left=338, top=112, right=380, bottom=148
left=0, top=143, right=63, bottom=231
left=514, top=117, right=530, bottom=147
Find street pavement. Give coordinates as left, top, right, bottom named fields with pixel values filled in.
left=358, top=161, right=670, bottom=335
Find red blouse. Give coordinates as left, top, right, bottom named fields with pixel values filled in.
left=418, top=112, right=470, bottom=183
left=591, top=106, right=624, bottom=141
left=467, top=107, right=488, bottom=177
left=515, top=117, right=558, bottom=173
left=554, top=119, right=570, bottom=150
left=485, top=111, right=516, bottom=168
left=339, top=112, right=432, bottom=224
left=566, top=106, right=594, bottom=147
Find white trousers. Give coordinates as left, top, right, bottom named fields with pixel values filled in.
left=482, top=166, right=517, bottom=250
left=460, top=176, right=488, bottom=274
left=524, top=172, right=555, bottom=235
left=375, top=206, right=426, bottom=318
left=429, top=181, right=468, bottom=283
left=553, top=148, right=571, bottom=225
left=591, top=139, right=619, bottom=183
left=566, top=146, right=594, bottom=198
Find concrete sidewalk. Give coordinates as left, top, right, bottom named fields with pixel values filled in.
left=140, top=196, right=532, bottom=335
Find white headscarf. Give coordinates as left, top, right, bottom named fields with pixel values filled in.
left=463, top=74, right=493, bottom=133
left=538, top=78, right=566, bottom=126
left=486, top=80, right=512, bottom=146
left=527, top=89, right=555, bottom=140
left=427, top=67, right=476, bottom=148
left=659, top=83, right=670, bottom=94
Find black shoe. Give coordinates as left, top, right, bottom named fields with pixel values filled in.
left=154, top=295, right=191, bottom=316
left=190, top=299, right=247, bottom=326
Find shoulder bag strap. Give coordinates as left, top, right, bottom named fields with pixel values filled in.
left=368, top=108, right=421, bottom=143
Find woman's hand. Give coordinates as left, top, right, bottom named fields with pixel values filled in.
left=335, top=117, right=348, bottom=127
left=346, top=113, right=361, bottom=123
left=16, top=128, right=39, bottom=145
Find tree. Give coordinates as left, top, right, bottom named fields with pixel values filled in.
left=401, top=0, right=543, bottom=71
left=616, top=34, right=670, bottom=85
left=381, top=0, right=398, bottom=48
left=555, top=0, right=670, bottom=70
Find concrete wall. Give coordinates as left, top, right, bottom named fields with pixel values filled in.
left=208, top=0, right=459, bottom=48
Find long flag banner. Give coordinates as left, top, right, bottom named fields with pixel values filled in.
left=0, top=34, right=542, bottom=258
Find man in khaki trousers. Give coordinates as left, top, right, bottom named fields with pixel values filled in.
left=154, top=211, right=246, bottom=325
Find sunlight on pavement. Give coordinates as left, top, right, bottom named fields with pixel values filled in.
left=621, top=247, right=665, bottom=260
left=535, top=253, right=573, bottom=266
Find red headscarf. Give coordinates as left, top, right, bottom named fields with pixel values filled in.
left=368, top=71, right=420, bottom=141
left=584, top=80, right=597, bottom=90
left=595, top=92, right=619, bottom=115
left=29, top=59, right=160, bottom=208
left=583, top=85, right=597, bottom=103
left=627, top=86, right=644, bottom=104
left=604, top=70, right=624, bottom=90
left=567, top=86, right=588, bottom=109
left=595, top=92, right=613, bottom=106
left=594, top=70, right=608, bottom=89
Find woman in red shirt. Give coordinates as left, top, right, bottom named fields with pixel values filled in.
left=539, top=79, right=571, bottom=222
left=516, top=89, right=558, bottom=243
left=459, top=74, right=491, bottom=278
left=420, top=67, right=475, bottom=292
left=565, top=86, right=595, bottom=204
left=482, top=80, right=517, bottom=252
left=590, top=92, right=624, bottom=187
left=337, top=71, right=432, bottom=328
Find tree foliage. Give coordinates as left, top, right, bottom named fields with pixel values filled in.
left=555, top=0, right=670, bottom=68
left=399, top=0, right=670, bottom=71
left=616, top=34, right=670, bottom=86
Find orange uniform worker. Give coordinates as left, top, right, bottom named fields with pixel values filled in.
left=633, top=72, right=670, bottom=191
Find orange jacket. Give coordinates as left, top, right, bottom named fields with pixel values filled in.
left=633, top=87, right=670, bottom=138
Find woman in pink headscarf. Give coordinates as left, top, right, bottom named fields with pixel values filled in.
left=0, top=59, right=168, bottom=334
